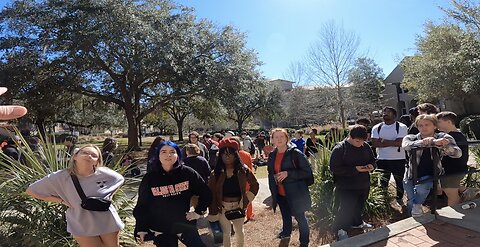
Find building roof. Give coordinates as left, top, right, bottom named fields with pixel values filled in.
left=267, top=79, right=295, bottom=84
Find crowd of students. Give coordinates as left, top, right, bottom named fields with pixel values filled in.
left=23, top=102, right=474, bottom=246
left=330, top=103, right=468, bottom=240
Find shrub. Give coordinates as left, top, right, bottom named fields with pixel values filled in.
left=459, top=115, right=480, bottom=139
left=465, top=147, right=480, bottom=188
left=309, top=147, right=335, bottom=230
left=365, top=171, right=392, bottom=218
left=0, top=131, right=138, bottom=247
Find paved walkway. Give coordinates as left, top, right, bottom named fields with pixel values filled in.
left=253, top=178, right=271, bottom=206
left=322, top=198, right=480, bottom=247
left=368, top=220, right=480, bottom=247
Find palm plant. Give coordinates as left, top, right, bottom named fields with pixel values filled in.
left=0, top=130, right=138, bottom=247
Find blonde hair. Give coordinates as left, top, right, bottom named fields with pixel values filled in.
left=415, top=114, right=438, bottom=126
left=185, top=143, right=201, bottom=156
left=271, top=128, right=290, bottom=144
left=67, top=144, right=103, bottom=175
left=229, top=136, right=243, bottom=148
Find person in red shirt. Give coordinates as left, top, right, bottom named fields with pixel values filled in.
left=267, top=128, right=312, bottom=247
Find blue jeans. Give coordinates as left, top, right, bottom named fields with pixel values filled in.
left=277, top=195, right=309, bottom=246
left=403, top=176, right=433, bottom=214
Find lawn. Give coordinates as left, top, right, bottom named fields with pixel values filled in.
left=254, top=165, right=268, bottom=179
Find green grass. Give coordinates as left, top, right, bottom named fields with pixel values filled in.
left=254, top=166, right=268, bottom=179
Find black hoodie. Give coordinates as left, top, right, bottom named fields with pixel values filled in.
left=329, top=140, right=376, bottom=190
left=133, top=163, right=212, bottom=235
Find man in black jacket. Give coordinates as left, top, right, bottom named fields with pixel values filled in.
left=330, top=125, right=376, bottom=241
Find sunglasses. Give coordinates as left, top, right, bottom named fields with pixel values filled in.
left=78, top=150, right=100, bottom=159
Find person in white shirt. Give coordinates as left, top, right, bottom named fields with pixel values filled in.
left=240, top=131, right=254, bottom=154
left=371, top=107, right=408, bottom=205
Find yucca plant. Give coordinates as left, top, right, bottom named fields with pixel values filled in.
left=0, top=129, right=139, bottom=247
left=365, top=171, right=392, bottom=218
left=309, top=146, right=335, bottom=230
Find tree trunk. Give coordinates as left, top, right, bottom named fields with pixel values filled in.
left=237, top=119, right=244, bottom=131
left=462, top=98, right=471, bottom=115
left=125, top=107, right=140, bottom=151
left=137, top=119, right=143, bottom=147
left=176, top=119, right=185, bottom=142
left=337, top=85, right=346, bottom=128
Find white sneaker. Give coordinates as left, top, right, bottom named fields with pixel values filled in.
left=411, top=204, right=423, bottom=217
left=352, top=221, right=373, bottom=229
left=337, top=229, right=349, bottom=241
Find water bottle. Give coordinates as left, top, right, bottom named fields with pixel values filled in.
left=461, top=202, right=477, bottom=210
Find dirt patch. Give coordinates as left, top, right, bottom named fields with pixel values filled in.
left=139, top=203, right=325, bottom=247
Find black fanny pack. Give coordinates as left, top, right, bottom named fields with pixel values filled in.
left=71, top=175, right=111, bottom=211
left=224, top=208, right=245, bottom=220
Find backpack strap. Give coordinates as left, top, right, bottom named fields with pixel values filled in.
left=342, top=141, right=348, bottom=161
left=291, top=149, right=299, bottom=168
left=377, top=123, right=384, bottom=135
left=378, top=122, right=401, bottom=152
left=377, top=122, right=400, bottom=135
left=71, top=174, right=87, bottom=201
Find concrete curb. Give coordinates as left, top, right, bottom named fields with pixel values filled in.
left=320, top=198, right=480, bottom=247
left=319, top=213, right=435, bottom=247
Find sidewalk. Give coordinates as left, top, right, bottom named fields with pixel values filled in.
left=253, top=177, right=271, bottom=206
left=321, top=198, right=480, bottom=247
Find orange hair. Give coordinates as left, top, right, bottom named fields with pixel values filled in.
left=271, top=128, right=290, bottom=144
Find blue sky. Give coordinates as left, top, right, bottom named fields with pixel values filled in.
left=1, top=0, right=451, bottom=81
left=175, top=0, right=451, bottom=81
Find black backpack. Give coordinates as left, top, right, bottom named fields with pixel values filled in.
left=291, top=150, right=315, bottom=186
